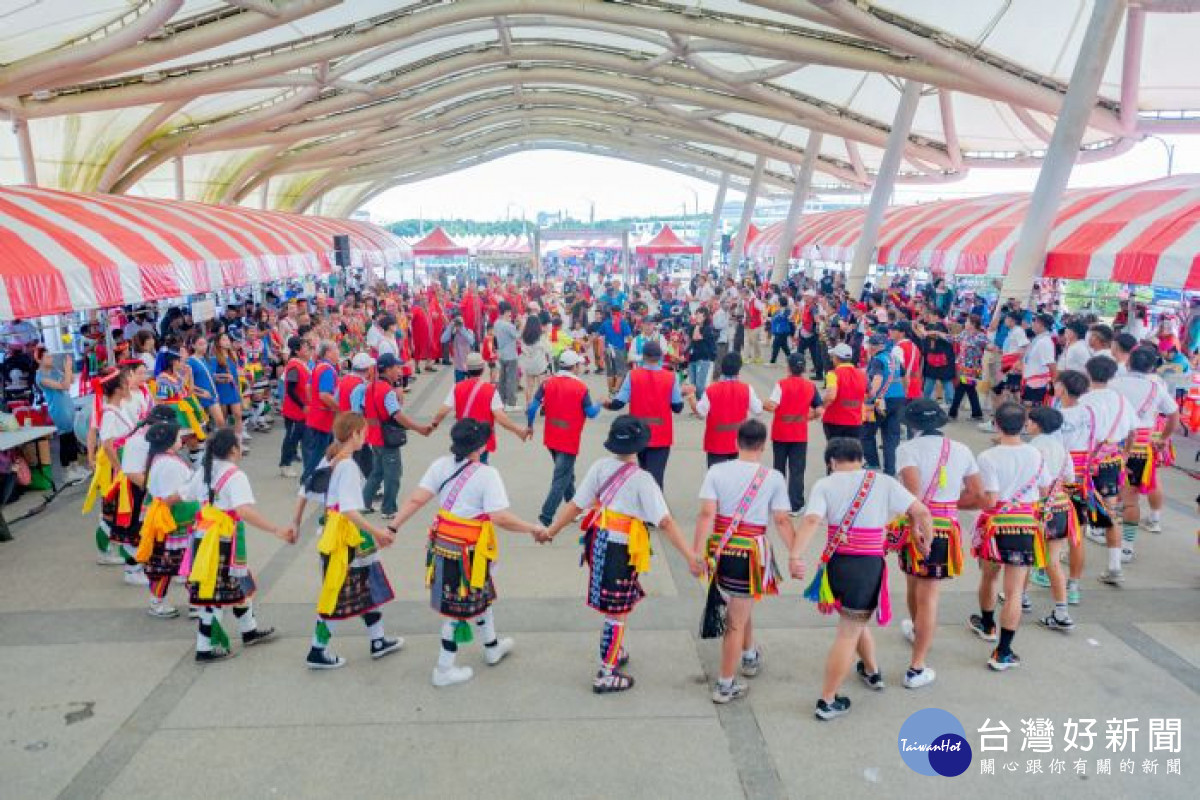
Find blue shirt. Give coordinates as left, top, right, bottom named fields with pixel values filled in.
left=614, top=363, right=683, bottom=405
left=868, top=347, right=906, bottom=400
left=187, top=356, right=216, bottom=398
left=315, top=360, right=337, bottom=397
left=526, top=375, right=601, bottom=426
left=599, top=317, right=633, bottom=351
left=350, top=381, right=402, bottom=416
left=602, top=291, right=626, bottom=310
left=36, top=369, right=74, bottom=432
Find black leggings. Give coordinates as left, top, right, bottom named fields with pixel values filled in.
left=57, top=431, right=80, bottom=466
left=949, top=382, right=982, bottom=419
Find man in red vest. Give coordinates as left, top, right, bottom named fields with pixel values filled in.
left=687, top=352, right=763, bottom=468
left=764, top=353, right=822, bottom=513
left=363, top=353, right=432, bottom=519
left=606, top=341, right=683, bottom=490
left=527, top=350, right=602, bottom=526
left=301, top=341, right=340, bottom=482
left=278, top=335, right=312, bottom=478
left=429, top=352, right=528, bottom=464
left=821, top=343, right=867, bottom=443
left=337, top=352, right=377, bottom=476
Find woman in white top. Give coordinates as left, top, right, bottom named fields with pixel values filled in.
left=388, top=419, right=543, bottom=688
left=790, top=436, right=931, bottom=721
left=517, top=315, right=550, bottom=406
left=1025, top=407, right=1078, bottom=634
left=291, top=413, right=401, bottom=671
left=187, top=428, right=297, bottom=663
left=84, top=367, right=143, bottom=572
left=135, top=420, right=198, bottom=619
left=892, top=400, right=983, bottom=690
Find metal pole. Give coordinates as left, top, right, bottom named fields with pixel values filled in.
left=13, top=118, right=38, bottom=186
left=846, top=79, right=923, bottom=298
left=173, top=156, right=185, bottom=200
left=730, top=156, right=765, bottom=270
left=1000, top=0, right=1125, bottom=306
left=702, top=172, right=729, bottom=270
left=259, top=178, right=270, bottom=209
left=772, top=131, right=823, bottom=285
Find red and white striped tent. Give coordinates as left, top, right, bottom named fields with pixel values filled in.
left=0, top=185, right=408, bottom=321
left=748, top=175, right=1200, bottom=290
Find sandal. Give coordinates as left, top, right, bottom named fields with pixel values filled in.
left=593, top=669, right=635, bottom=694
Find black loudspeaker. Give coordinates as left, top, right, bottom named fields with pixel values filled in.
left=333, top=234, right=351, bottom=267
left=720, top=233, right=732, bottom=255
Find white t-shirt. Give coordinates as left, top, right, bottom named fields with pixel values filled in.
left=1079, top=387, right=1138, bottom=444
left=147, top=453, right=195, bottom=500
left=1057, top=404, right=1097, bottom=453
left=698, top=461, right=790, bottom=526
left=99, top=403, right=137, bottom=443
left=1057, top=339, right=1092, bottom=373
left=696, top=380, right=764, bottom=417
left=1110, top=373, right=1179, bottom=429
left=1001, top=326, right=1028, bottom=355
left=418, top=455, right=509, bottom=518
left=1022, top=332, right=1056, bottom=378
left=188, top=461, right=255, bottom=511
left=977, top=444, right=1051, bottom=504
left=804, top=470, right=915, bottom=528
left=121, top=430, right=151, bottom=475
left=299, top=457, right=366, bottom=512
left=125, top=391, right=150, bottom=422
left=573, top=457, right=671, bottom=526
left=894, top=435, right=979, bottom=503
left=1030, top=434, right=1073, bottom=486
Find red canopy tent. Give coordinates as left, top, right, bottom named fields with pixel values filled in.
left=635, top=225, right=702, bottom=255
left=746, top=223, right=762, bottom=245
left=411, top=226, right=468, bottom=257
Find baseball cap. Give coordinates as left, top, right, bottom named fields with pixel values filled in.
left=351, top=353, right=376, bottom=370
left=829, top=343, right=853, bottom=360
left=558, top=350, right=584, bottom=368
left=376, top=353, right=401, bottom=370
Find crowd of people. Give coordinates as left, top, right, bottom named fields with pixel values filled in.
left=52, top=264, right=1198, bottom=720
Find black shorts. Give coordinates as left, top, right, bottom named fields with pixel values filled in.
left=1044, top=508, right=1071, bottom=541
left=1126, top=452, right=1150, bottom=489
left=1093, top=458, right=1124, bottom=499
left=1021, top=384, right=1049, bottom=405
left=992, top=372, right=1020, bottom=395
left=825, top=553, right=883, bottom=618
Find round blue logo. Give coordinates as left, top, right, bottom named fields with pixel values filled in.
left=898, top=708, right=972, bottom=777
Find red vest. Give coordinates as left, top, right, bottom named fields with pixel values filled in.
left=771, top=376, right=816, bottom=443
left=629, top=367, right=675, bottom=448
left=746, top=300, right=763, bottom=330
left=823, top=364, right=866, bottom=426
left=541, top=375, right=588, bottom=456
left=897, top=339, right=922, bottom=399
left=281, top=358, right=309, bottom=422
left=703, top=380, right=751, bottom=455
left=363, top=379, right=394, bottom=448
left=337, top=374, right=364, bottom=413
left=305, top=361, right=338, bottom=433
left=453, top=378, right=497, bottom=452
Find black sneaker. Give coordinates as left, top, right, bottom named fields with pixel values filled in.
left=241, top=626, right=277, bottom=647
left=362, top=506, right=377, bottom=516
left=988, top=649, right=1022, bottom=671
left=195, top=646, right=233, bottom=664
left=856, top=660, right=885, bottom=690
left=815, top=695, right=851, bottom=720
left=370, top=636, right=404, bottom=659
left=306, top=647, right=346, bottom=670
left=1037, top=614, right=1075, bottom=634
left=968, top=614, right=998, bottom=643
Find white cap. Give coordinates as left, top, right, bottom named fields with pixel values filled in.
left=829, top=343, right=853, bottom=360
left=558, top=350, right=584, bottom=368
left=351, top=353, right=376, bottom=370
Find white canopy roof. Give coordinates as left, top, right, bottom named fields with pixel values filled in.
left=1, top=1, right=1197, bottom=218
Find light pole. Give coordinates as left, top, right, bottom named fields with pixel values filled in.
left=1144, top=134, right=1176, bottom=176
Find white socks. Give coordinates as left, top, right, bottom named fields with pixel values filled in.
left=1108, top=547, right=1122, bottom=572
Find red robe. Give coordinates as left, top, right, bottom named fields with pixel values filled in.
left=410, top=305, right=437, bottom=361
left=461, top=291, right=482, bottom=338
left=428, top=296, right=446, bottom=360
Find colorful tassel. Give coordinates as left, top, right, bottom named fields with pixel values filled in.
left=453, top=619, right=474, bottom=644
left=210, top=617, right=230, bottom=650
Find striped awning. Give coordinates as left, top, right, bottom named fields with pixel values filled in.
left=0, top=185, right=409, bottom=321
left=749, top=175, right=1200, bottom=290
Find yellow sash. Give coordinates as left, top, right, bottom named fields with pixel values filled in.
left=600, top=508, right=651, bottom=574
left=82, top=448, right=115, bottom=514
left=436, top=509, right=497, bottom=589
left=189, top=505, right=236, bottom=600
left=316, top=510, right=364, bottom=615
left=135, top=498, right=177, bottom=563
left=166, top=398, right=207, bottom=441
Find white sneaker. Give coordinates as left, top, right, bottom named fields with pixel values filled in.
left=431, top=664, right=474, bottom=687
left=1143, top=519, right=1162, bottom=534
left=96, top=551, right=125, bottom=566
left=148, top=603, right=179, bottom=619
left=483, top=637, right=514, bottom=666
left=976, top=420, right=996, bottom=433
left=903, top=667, right=936, bottom=689
left=280, top=465, right=300, bottom=478
left=123, top=568, right=149, bottom=586
left=1121, top=546, right=1136, bottom=564
left=240, top=432, right=253, bottom=442
left=900, top=618, right=916, bottom=645
left=66, top=465, right=92, bottom=483
left=1085, top=528, right=1108, bottom=546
